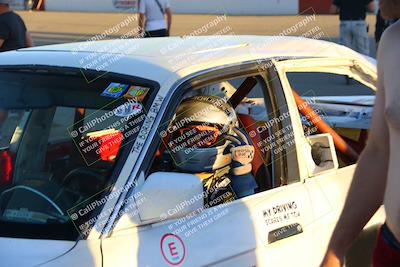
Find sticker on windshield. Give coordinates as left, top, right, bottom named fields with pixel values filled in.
left=101, top=83, right=129, bottom=98
left=123, top=86, right=150, bottom=101
left=113, top=101, right=143, bottom=117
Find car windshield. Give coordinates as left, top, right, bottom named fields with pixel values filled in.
left=0, top=69, right=153, bottom=240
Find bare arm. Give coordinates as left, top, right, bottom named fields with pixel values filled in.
left=0, top=39, right=4, bottom=48
left=329, top=4, right=339, bottom=14
left=25, top=31, right=34, bottom=47
left=138, top=13, right=145, bottom=37
left=321, top=38, right=390, bottom=267
left=165, top=7, right=172, bottom=35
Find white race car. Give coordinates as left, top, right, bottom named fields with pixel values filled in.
left=0, top=36, right=384, bottom=267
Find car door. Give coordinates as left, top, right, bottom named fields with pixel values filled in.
left=101, top=62, right=317, bottom=267
left=274, top=57, right=385, bottom=267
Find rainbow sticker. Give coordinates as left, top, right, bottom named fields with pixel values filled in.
left=123, top=86, right=150, bottom=102
left=101, top=83, right=129, bottom=98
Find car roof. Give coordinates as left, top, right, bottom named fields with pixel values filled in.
left=0, top=35, right=375, bottom=82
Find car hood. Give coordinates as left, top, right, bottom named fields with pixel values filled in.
left=0, top=238, right=76, bottom=267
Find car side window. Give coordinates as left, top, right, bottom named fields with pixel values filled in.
left=13, top=106, right=125, bottom=186
left=286, top=71, right=375, bottom=168
left=146, top=73, right=296, bottom=210
left=287, top=72, right=374, bottom=97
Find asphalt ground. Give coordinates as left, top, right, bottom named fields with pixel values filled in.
left=17, top=11, right=378, bottom=58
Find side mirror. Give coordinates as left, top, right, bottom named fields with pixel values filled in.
left=305, top=134, right=339, bottom=176
left=135, top=172, right=204, bottom=224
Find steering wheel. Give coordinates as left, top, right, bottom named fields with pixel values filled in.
left=292, top=89, right=359, bottom=162
left=0, top=185, right=64, bottom=215
left=62, top=167, right=106, bottom=196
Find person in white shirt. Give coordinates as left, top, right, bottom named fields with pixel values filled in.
left=138, top=0, right=172, bottom=38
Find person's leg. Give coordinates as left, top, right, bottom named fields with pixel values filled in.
left=353, top=20, right=370, bottom=55
left=339, top=20, right=353, bottom=49
left=341, top=21, right=355, bottom=83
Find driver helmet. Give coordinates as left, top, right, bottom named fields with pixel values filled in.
left=167, top=95, right=238, bottom=173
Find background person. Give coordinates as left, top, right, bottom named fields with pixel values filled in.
left=375, top=8, right=399, bottom=49
left=0, top=0, right=34, bottom=52
left=138, top=0, right=172, bottom=38
left=330, top=0, right=375, bottom=55
left=321, top=0, right=400, bottom=266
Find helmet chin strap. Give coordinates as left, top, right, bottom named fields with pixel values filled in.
left=232, top=127, right=250, bottom=145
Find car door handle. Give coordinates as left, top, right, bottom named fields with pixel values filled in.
left=268, top=223, right=303, bottom=244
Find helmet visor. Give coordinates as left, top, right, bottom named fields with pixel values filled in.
left=177, top=125, right=221, bottom=148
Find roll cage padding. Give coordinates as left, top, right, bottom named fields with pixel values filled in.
left=292, top=89, right=359, bottom=162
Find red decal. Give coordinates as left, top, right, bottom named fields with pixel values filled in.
left=160, top=234, right=186, bottom=266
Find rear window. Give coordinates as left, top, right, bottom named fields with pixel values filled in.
left=0, top=69, right=156, bottom=240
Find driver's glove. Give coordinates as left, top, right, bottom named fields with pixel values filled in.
left=224, top=128, right=258, bottom=198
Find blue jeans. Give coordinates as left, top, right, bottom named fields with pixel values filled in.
left=339, top=20, right=370, bottom=55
